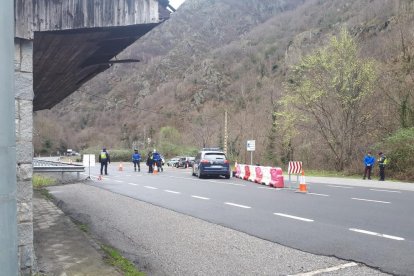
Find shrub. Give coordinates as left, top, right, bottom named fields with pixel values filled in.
left=377, top=127, right=414, bottom=181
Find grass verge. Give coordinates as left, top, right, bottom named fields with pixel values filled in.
left=101, top=245, right=145, bottom=276
left=33, top=174, right=56, bottom=188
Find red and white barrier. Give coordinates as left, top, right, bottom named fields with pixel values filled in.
left=288, top=161, right=302, bottom=174
left=235, top=164, right=284, bottom=188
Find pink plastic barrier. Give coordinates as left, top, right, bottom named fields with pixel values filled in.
left=234, top=164, right=284, bottom=188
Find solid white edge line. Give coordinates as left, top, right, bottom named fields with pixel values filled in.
left=191, top=195, right=210, bottom=200
left=308, top=192, right=329, bottom=197
left=370, top=189, right=401, bottom=193
left=349, top=228, right=405, bottom=241
left=164, top=190, right=180, bottom=194
left=144, top=186, right=158, bottom=190
left=273, top=213, right=314, bottom=222
left=352, top=198, right=391, bottom=204
left=225, top=202, right=251, bottom=209
left=257, top=187, right=275, bottom=190
left=289, top=262, right=358, bottom=276
left=328, top=185, right=352, bottom=189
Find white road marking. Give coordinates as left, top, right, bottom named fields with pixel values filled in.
left=352, top=198, right=390, bottom=204
left=257, top=186, right=275, bottom=190
left=115, top=180, right=123, bottom=183
left=273, top=213, right=314, bottom=222
left=225, top=202, right=251, bottom=209
left=370, top=189, right=401, bottom=193
left=328, top=185, right=352, bottom=189
left=164, top=190, right=181, bottom=194
left=128, top=183, right=138, bottom=186
left=289, top=262, right=358, bottom=276
left=126, top=174, right=132, bottom=177
left=144, top=186, right=158, bottom=190
left=208, top=180, right=246, bottom=186
left=308, top=192, right=329, bottom=197
left=349, top=228, right=404, bottom=241
left=191, top=195, right=210, bottom=200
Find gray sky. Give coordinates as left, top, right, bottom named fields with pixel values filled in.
left=169, top=0, right=186, bottom=9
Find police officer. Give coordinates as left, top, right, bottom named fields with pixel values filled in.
left=132, top=149, right=141, bottom=172
left=99, top=147, right=110, bottom=175
left=153, top=149, right=163, bottom=172
left=146, top=151, right=154, bottom=173
left=378, top=152, right=387, bottom=181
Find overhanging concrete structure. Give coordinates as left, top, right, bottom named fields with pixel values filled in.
left=33, top=23, right=158, bottom=110
left=13, top=0, right=167, bottom=273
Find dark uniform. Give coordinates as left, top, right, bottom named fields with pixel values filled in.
left=132, top=150, right=141, bottom=172
left=378, top=152, right=387, bottom=181
left=99, top=148, right=110, bottom=175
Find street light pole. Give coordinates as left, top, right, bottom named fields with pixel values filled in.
left=0, top=0, right=18, bottom=274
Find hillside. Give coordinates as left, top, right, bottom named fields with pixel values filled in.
left=34, top=0, right=414, bottom=178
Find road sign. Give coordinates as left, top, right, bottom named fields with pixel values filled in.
left=247, top=140, right=255, bottom=151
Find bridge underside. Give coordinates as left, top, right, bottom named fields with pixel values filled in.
left=33, top=23, right=158, bottom=111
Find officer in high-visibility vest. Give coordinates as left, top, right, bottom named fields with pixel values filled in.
left=378, top=152, right=387, bottom=181
left=99, top=147, right=111, bottom=175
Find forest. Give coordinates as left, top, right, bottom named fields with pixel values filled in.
left=34, top=0, right=414, bottom=180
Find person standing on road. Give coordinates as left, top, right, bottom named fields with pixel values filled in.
left=132, top=149, right=141, bottom=172
left=363, top=151, right=375, bottom=180
left=378, top=152, right=388, bottom=181
left=99, top=147, right=110, bottom=175
left=146, top=151, right=154, bottom=173
left=153, top=149, right=163, bottom=172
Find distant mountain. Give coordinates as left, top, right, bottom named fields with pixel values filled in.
left=35, top=0, right=413, bottom=174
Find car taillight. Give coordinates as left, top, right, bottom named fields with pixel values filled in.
left=201, top=159, right=209, bottom=164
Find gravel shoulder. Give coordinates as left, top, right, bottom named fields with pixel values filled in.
left=48, top=183, right=388, bottom=276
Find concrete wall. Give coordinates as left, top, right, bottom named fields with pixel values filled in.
left=15, top=38, right=34, bottom=275
left=15, top=0, right=159, bottom=39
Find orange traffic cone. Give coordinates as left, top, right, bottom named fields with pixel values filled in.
left=298, top=169, right=307, bottom=193
left=118, top=162, right=123, bottom=171
left=153, top=163, right=158, bottom=174
left=98, top=175, right=102, bottom=181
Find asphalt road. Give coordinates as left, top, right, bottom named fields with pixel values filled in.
left=50, top=164, right=414, bottom=275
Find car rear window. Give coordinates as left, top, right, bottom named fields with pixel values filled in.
left=204, top=153, right=226, bottom=160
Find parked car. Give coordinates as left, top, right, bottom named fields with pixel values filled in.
left=187, top=157, right=195, bottom=167
left=176, top=157, right=188, bottom=168
left=167, top=157, right=180, bottom=167
left=192, top=148, right=230, bottom=179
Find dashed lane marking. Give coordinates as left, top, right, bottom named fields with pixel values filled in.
left=289, top=262, right=358, bottom=276
left=370, top=189, right=401, bottom=193
left=349, top=228, right=404, bottom=241
left=144, top=186, right=158, bottom=190
left=191, top=195, right=210, bottom=200
left=128, top=183, right=138, bottom=186
left=114, top=180, right=124, bottom=183
left=164, top=190, right=181, bottom=194
left=308, top=192, right=329, bottom=197
left=352, top=198, right=391, bottom=204
left=273, top=213, right=314, bottom=222
left=328, top=185, right=353, bottom=189
left=225, top=202, right=251, bottom=209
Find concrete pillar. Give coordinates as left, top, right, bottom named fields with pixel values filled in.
left=14, top=38, right=34, bottom=275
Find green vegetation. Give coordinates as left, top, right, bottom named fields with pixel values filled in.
left=281, top=28, right=376, bottom=171
left=377, top=127, right=414, bottom=181
left=101, top=245, right=145, bottom=276
left=33, top=174, right=56, bottom=188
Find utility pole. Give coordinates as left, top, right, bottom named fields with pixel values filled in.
left=224, top=110, right=228, bottom=155
left=0, top=0, right=18, bottom=274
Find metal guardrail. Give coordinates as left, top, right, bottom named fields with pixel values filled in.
left=33, top=159, right=85, bottom=173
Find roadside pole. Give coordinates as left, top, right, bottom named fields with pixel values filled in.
left=247, top=140, right=255, bottom=165
left=0, top=0, right=18, bottom=274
